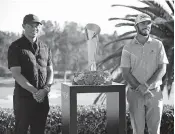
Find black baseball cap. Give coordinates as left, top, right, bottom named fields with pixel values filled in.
left=23, top=14, right=42, bottom=25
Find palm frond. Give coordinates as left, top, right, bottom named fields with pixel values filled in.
left=112, top=2, right=173, bottom=34
left=165, top=21, right=174, bottom=33
left=140, top=1, right=173, bottom=20
left=166, top=0, right=174, bottom=14
left=162, top=38, right=174, bottom=46
left=97, top=47, right=123, bottom=67
left=140, top=0, right=169, bottom=15
left=149, top=35, right=174, bottom=48
left=150, top=24, right=172, bottom=39
left=110, top=59, right=121, bottom=73
left=100, top=94, right=106, bottom=105
left=139, top=0, right=155, bottom=7
left=139, top=0, right=160, bottom=7
left=118, top=31, right=136, bottom=38
left=152, top=16, right=174, bottom=33
left=154, top=17, right=169, bottom=24
left=165, top=52, right=174, bottom=95
left=125, top=14, right=138, bottom=18
left=112, top=4, right=156, bottom=18
left=156, top=22, right=174, bottom=35
left=115, top=23, right=134, bottom=27
left=93, top=93, right=104, bottom=104
left=109, top=17, right=135, bottom=22
left=104, top=36, right=134, bottom=47
left=143, top=0, right=161, bottom=7
left=112, top=4, right=173, bottom=21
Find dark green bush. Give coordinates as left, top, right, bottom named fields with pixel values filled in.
left=0, top=105, right=173, bottom=134
left=0, top=66, right=11, bottom=77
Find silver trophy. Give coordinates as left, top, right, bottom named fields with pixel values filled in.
left=85, top=23, right=101, bottom=71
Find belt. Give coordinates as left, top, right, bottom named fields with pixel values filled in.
left=149, top=86, right=160, bottom=91
left=149, top=88, right=156, bottom=91
left=130, top=86, right=159, bottom=91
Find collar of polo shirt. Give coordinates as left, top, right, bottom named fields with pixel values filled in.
left=133, top=36, right=152, bottom=45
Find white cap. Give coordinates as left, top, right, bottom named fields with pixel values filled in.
left=135, top=14, right=152, bottom=25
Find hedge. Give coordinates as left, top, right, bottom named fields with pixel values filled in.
left=0, top=105, right=174, bottom=134
left=0, top=66, right=11, bottom=77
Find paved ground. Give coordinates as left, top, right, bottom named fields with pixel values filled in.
left=0, top=77, right=174, bottom=108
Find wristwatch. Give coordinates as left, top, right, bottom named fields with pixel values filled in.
left=44, top=84, right=52, bottom=93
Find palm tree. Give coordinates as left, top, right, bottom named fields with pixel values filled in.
left=94, top=0, right=174, bottom=104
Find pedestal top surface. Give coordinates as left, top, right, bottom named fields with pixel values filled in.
left=62, top=82, right=124, bottom=87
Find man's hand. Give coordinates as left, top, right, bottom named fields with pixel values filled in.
left=33, top=92, right=41, bottom=102
left=33, top=89, right=47, bottom=103
left=136, top=84, right=154, bottom=99
left=144, top=91, right=154, bottom=99
left=122, top=67, right=140, bottom=89
left=136, top=84, right=148, bottom=95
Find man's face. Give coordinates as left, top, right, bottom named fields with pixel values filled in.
left=136, top=21, right=152, bottom=36
left=23, top=23, right=41, bottom=38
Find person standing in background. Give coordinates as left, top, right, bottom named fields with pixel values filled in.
left=120, top=13, right=169, bottom=134
left=7, top=14, right=54, bottom=134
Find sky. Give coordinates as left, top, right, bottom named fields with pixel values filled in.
left=0, top=0, right=172, bottom=35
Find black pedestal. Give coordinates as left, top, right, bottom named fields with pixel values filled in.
left=61, top=83, right=126, bottom=134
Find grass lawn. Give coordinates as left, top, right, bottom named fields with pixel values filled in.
left=0, top=77, right=174, bottom=108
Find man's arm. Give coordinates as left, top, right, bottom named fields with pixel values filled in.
left=8, top=44, right=38, bottom=94
left=122, top=67, right=140, bottom=89
left=46, top=65, right=54, bottom=85
left=46, top=47, right=53, bottom=84
left=45, top=47, right=54, bottom=89
left=147, top=41, right=168, bottom=87
left=34, top=65, right=54, bottom=102
left=34, top=49, right=54, bottom=102
left=120, top=45, right=140, bottom=89
left=37, top=47, right=54, bottom=97
left=10, top=67, right=38, bottom=94
left=146, top=64, right=167, bottom=87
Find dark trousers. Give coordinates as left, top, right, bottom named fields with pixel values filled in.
left=13, top=95, right=50, bottom=134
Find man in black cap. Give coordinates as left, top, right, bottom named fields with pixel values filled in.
left=7, top=14, right=54, bottom=134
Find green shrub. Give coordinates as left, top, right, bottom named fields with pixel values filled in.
left=0, top=66, right=11, bottom=77
left=0, top=105, right=174, bottom=134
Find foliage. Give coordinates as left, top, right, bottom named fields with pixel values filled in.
left=0, top=105, right=173, bottom=134
left=0, top=32, right=19, bottom=67
left=0, top=66, right=11, bottom=77
left=72, top=70, right=113, bottom=85
left=0, top=21, right=117, bottom=77
left=0, top=31, right=19, bottom=77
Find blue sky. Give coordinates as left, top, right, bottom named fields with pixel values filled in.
left=0, top=0, right=171, bottom=35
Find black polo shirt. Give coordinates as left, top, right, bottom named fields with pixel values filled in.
left=8, top=35, right=52, bottom=97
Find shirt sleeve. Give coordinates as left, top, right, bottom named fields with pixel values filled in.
left=120, top=46, right=131, bottom=68
left=47, top=48, right=52, bottom=66
left=158, top=42, right=169, bottom=64
left=8, top=44, right=20, bottom=69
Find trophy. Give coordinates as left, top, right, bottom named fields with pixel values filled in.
left=85, top=23, right=101, bottom=71
left=72, top=23, right=112, bottom=85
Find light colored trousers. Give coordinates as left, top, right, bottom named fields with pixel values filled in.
left=127, top=87, right=163, bottom=134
